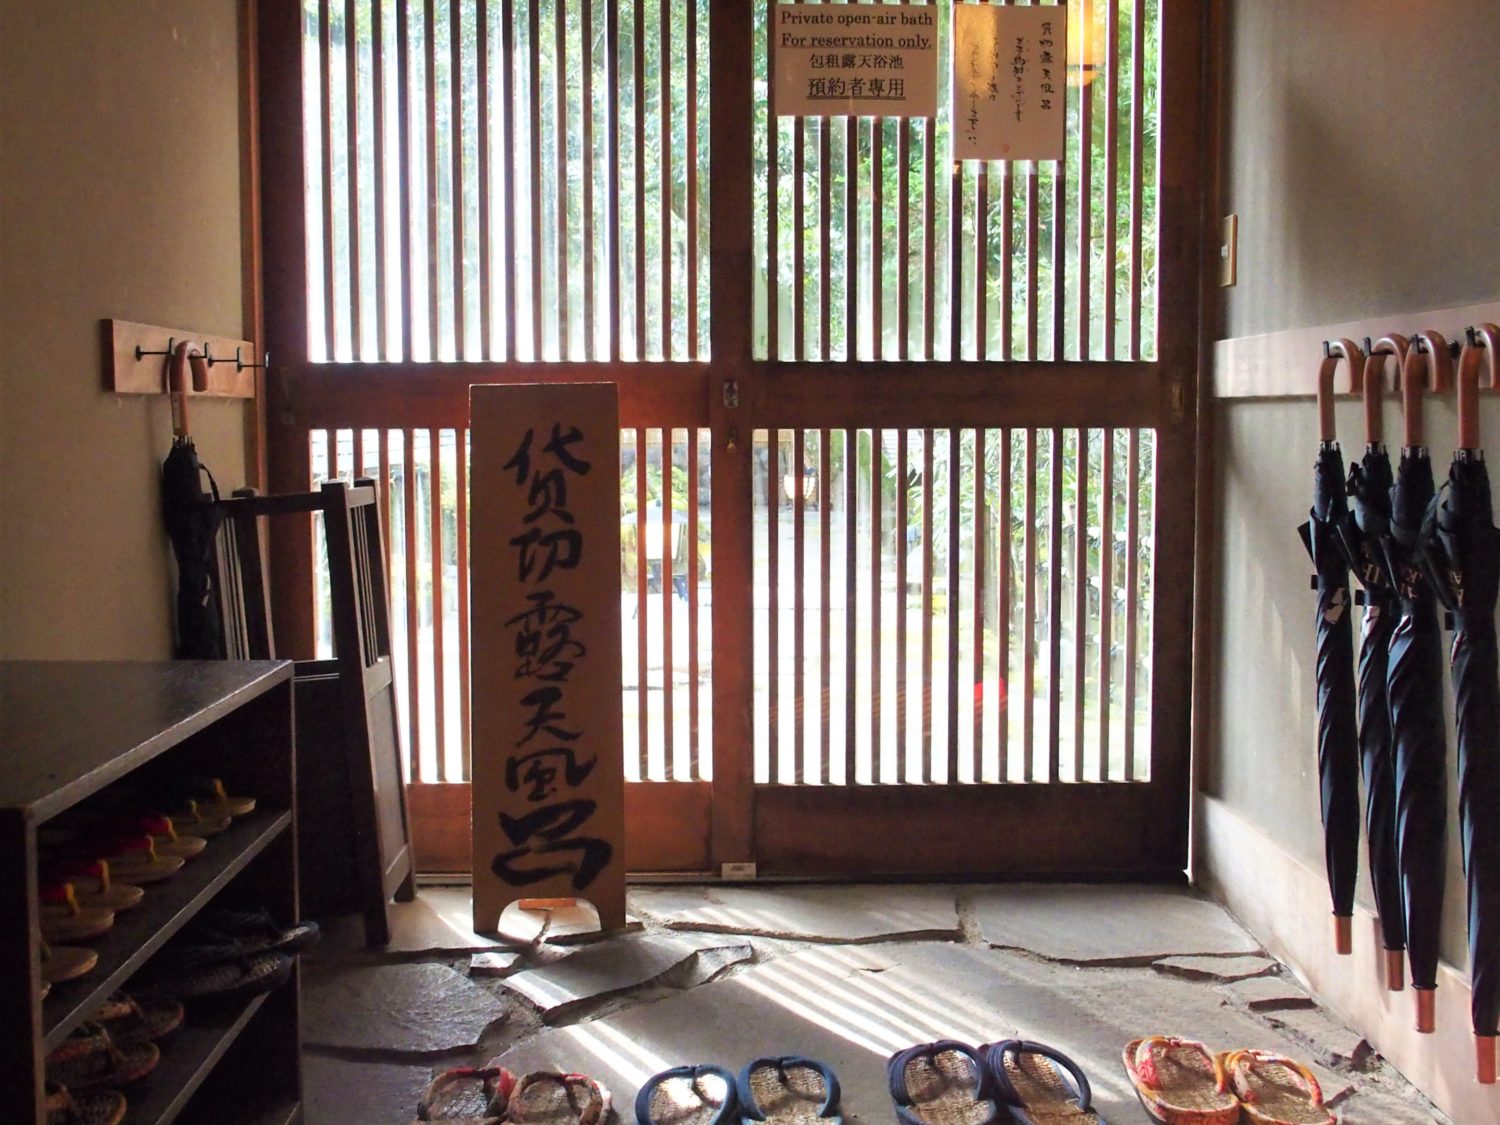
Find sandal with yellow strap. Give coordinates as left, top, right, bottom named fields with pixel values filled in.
left=1122, top=1037, right=1239, bottom=1125
left=1219, top=1050, right=1334, bottom=1125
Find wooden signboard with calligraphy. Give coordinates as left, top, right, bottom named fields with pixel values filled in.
left=470, top=383, right=626, bottom=934
left=773, top=2, right=938, bottom=117
left=952, top=4, right=1066, bottom=162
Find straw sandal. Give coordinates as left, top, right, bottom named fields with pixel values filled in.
left=415, top=1064, right=517, bottom=1123
left=636, top=1064, right=740, bottom=1125
left=142, top=947, right=294, bottom=1001
left=40, top=883, right=116, bottom=943
left=41, top=941, right=99, bottom=984
left=91, top=993, right=185, bottom=1044
left=1220, top=1050, right=1334, bottom=1125
left=183, top=906, right=321, bottom=956
left=983, top=1040, right=1107, bottom=1123
left=738, top=1057, right=842, bottom=1125
left=506, top=1071, right=614, bottom=1125
left=178, top=777, right=256, bottom=819
left=44, top=1082, right=126, bottom=1125
left=129, top=815, right=207, bottom=860
left=44, top=861, right=145, bottom=913
left=170, top=799, right=232, bottom=838
left=1122, top=1038, right=1239, bottom=1125
left=889, top=1042, right=1000, bottom=1125
left=46, top=1026, right=160, bottom=1090
left=83, top=836, right=184, bottom=884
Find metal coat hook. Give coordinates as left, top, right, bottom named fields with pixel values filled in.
left=135, top=337, right=177, bottom=361
left=205, top=346, right=270, bottom=373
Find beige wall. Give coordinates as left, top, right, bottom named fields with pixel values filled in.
left=0, top=0, right=250, bottom=659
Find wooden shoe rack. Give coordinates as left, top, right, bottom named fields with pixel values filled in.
left=0, top=660, right=302, bottom=1124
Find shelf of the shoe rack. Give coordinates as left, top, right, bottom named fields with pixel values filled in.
left=124, top=990, right=271, bottom=1125
left=42, top=808, right=292, bottom=1051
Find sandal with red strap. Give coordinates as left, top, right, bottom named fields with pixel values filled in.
left=415, top=1064, right=516, bottom=1123
left=1122, top=1037, right=1239, bottom=1125
left=1219, top=1049, right=1334, bottom=1125
left=506, top=1070, right=614, bottom=1125
left=43, top=860, right=144, bottom=913
left=39, top=882, right=116, bottom=943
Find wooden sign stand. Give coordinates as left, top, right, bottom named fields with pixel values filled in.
left=469, top=384, right=627, bottom=935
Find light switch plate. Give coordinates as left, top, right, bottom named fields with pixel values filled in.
left=1220, top=214, right=1238, bottom=287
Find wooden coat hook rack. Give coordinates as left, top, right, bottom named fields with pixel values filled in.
left=102, top=318, right=264, bottom=400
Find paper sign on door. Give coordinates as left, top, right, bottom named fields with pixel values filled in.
left=773, top=2, right=938, bottom=118
left=953, top=4, right=1067, bottom=162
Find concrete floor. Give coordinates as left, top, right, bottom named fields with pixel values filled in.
left=300, top=884, right=1447, bottom=1124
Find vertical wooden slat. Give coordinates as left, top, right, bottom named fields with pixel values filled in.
left=449, top=0, right=465, bottom=357
left=1022, top=429, right=1036, bottom=780
left=819, top=120, right=831, bottom=361
left=353, top=428, right=366, bottom=477
left=766, top=3, right=779, bottom=361
left=1077, top=0, right=1094, bottom=361
left=922, top=68, right=936, bottom=360
left=949, top=160, right=962, bottom=362
left=372, top=0, right=389, bottom=358
left=476, top=0, right=491, bottom=358
left=843, top=428, right=857, bottom=782
left=633, top=0, right=646, bottom=358
left=635, top=428, right=650, bottom=777
left=403, top=427, right=421, bottom=779
left=319, top=0, right=337, bottom=358
left=1103, top=0, right=1119, bottom=360
left=1001, top=159, right=1013, bottom=359
left=1073, top=429, right=1088, bottom=780
left=398, top=0, right=415, bottom=360
left=379, top=431, right=393, bottom=624
left=456, top=428, right=471, bottom=776
left=1051, top=146, right=1066, bottom=361
left=661, top=431, right=675, bottom=780
left=792, top=429, right=806, bottom=782
left=429, top=430, right=446, bottom=779
left=688, top=428, right=701, bottom=776
left=606, top=0, right=620, bottom=361
left=871, top=118, right=883, bottom=359
left=975, top=164, right=988, bottom=359
left=331, top=428, right=342, bottom=479
left=344, top=0, right=363, bottom=357
left=767, top=430, right=781, bottom=778
left=424, top=0, right=440, bottom=357
left=556, top=0, right=571, bottom=357
left=1048, top=428, right=1063, bottom=782
left=998, top=427, right=1011, bottom=780
left=1025, top=164, right=1038, bottom=359
left=685, top=0, right=699, bottom=358
left=845, top=116, right=858, bottom=361
left=971, top=428, right=986, bottom=781
left=897, top=116, right=910, bottom=361
left=819, top=431, right=832, bottom=783
left=896, top=429, right=909, bottom=781
left=921, top=430, right=934, bottom=781
left=582, top=0, right=595, bottom=358
left=502, top=0, right=518, bottom=360
left=1099, top=427, right=1115, bottom=776
left=1125, top=428, right=1141, bottom=779
left=529, top=0, right=544, bottom=358
left=794, top=119, right=805, bottom=360
left=1129, top=0, right=1144, bottom=358
left=945, top=428, right=960, bottom=781
left=659, top=0, right=671, bottom=358
left=870, top=428, right=883, bottom=779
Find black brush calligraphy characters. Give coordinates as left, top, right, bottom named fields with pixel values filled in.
left=491, top=423, right=613, bottom=891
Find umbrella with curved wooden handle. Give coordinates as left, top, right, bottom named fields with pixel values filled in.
left=1300, top=337, right=1363, bottom=954
left=1382, top=331, right=1452, bottom=1033
left=161, top=340, right=223, bottom=659
left=1423, top=324, right=1500, bottom=1079
left=1341, top=334, right=1408, bottom=990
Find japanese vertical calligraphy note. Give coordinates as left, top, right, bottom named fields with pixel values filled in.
left=952, top=3, right=1066, bottom=161
left=471, top=384, right=626, bottom=934
left=773, top=3, right=938, bottom=117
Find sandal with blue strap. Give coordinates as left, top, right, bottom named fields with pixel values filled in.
left=737, top=1056, right=842, bottom=1125
left=982, top=1040, right=1107, bottom=1124
left=887, top=1041, right=1001, bottom=1125
left=636, top=1065, right=739, bottom=1125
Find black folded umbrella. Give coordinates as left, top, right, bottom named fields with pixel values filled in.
left=1342, top=339, right=1407, bottom=989
left=160, top=342, right=225, bottom=660
left=1381, top=335, right=1452, bottom=1033
left=1422, top=326, right=1500, bottom=1081
left=1299, top=339, right=1364, bottom=955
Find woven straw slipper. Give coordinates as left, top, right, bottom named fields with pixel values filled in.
left=415, top=1064, right=516, bottom=1123
left=738, top=1057, right=842, bottom=1125
left=91, top=993, right=185, bottom=1044
left=46, top=1027, right=159, bottom=1090
left=44, top=861, right=145, bottom=913
left=40, top=884, right=116, bottom=943
left=41, top=941, right=98, bottom=984
left=636, top=1064, right=739, bottom=1125
left=170, top=800, right=232, bottom=838
left=888, top=1042, right=999, bottom=1125
left=142, top=949, right=294, bottom=1001
left=983, top=1040, right=1107, bottom=1123
left=1220, top=1050, right=1333, bottom=1125
left=44, top=1082, right=126, bottom=1125
left=184, top=906, right=321, bottom=956
left=1122, top=1038, right=1239, bottom=1125
left=84, top=836, right=184, bottom=884
left=506, top=1071, right=614, bottom=1125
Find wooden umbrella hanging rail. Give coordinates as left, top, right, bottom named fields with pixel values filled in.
left=102, top=317, right=265, bottom=399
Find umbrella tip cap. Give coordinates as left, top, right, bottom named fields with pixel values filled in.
left=1384, top=949, right=1405, bottom=992
left=1478, top=1037, right=1498, bottom=1085
left=1333, top=915, right=1353, bottom=955
left=1415, top=988, right=1437, bottom=1033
